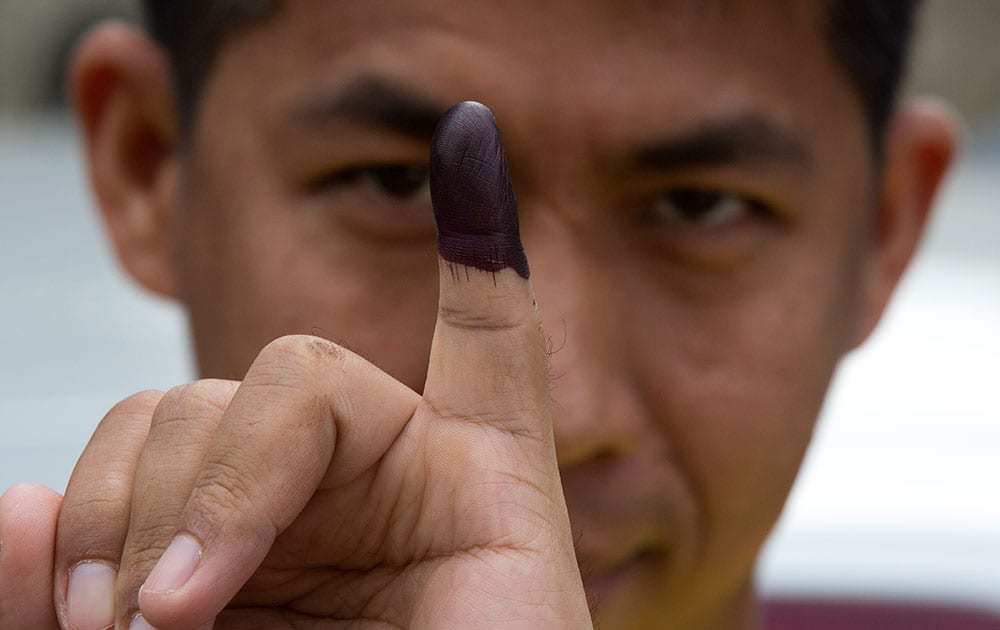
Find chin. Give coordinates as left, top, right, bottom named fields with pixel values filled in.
left=586, top=568, right=758, bottom=630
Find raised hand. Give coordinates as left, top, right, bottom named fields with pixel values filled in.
left=1, top=102, right=591, bottom=629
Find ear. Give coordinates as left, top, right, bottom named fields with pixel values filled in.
left=852, top=99, right=960, bottom=348
left=70, top=22, right=180, bottom=298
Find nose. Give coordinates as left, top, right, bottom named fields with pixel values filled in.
left=523, top=212, right=649, bottom=469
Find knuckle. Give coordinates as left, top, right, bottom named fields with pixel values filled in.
left=262, top=334, right=345, bottom=365
left=68, top=483, right=131, bottom=517
left=252, top=334, right=347, bottom=388
left=117, top=540, right=168, bottom=603
left=161, top=379, right=236, bottom=412
left=424, top=395, right=526, bottom=427
left=438, top=305, right=526, bottom=333
left=63, top=454, right=137, bottom=518
left=189, top=457, right=258, bottom=527
left=84, top=390, right=163, bottom=457
left=58, top=499, right=130, bottom=561
left=122, top=521, right=176, bottom=569
left=151, top=379, right=237, bottom=433
left=113, top=390, right=166, bottom=416
left=96, top=390, right=164, bottom=433
left=155, top=383, right=195, bottom=417
left=183, top=457, right=281, bottom=548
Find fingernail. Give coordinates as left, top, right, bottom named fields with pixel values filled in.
left=66, top=561, right=116, bottom=630
left=141, top=534, right=201, bottom=595
left=129, top=613, right=155, bottom=630
left=430, top=101, right=530, bottom=279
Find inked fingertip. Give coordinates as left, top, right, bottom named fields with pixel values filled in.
left=429, top=101, right=530, bottom=279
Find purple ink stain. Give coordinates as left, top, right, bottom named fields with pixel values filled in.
left=430, top=101, right=530, bottom=279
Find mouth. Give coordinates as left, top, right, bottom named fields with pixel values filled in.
left=582, top=547, right=666, bottom=603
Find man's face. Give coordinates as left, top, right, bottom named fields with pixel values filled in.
left=171, top=1, right=874, bottom=625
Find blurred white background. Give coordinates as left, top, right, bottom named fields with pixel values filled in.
left=1, top=0, right=998, bottom=618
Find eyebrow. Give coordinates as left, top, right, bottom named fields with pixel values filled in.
left=630, top=114, right=815, bottom=173
left=291, top=76, right=814, bottom=174
left=292, top=75, right=447, bottom=139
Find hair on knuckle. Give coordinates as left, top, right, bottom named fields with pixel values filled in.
left=263, top=334, right=343, bottom=363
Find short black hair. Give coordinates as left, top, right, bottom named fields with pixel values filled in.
left=827, top=0, right=922, bottom=150
left=142, top=0, right=275, bottom=129
left=143, top=0, right=922, bottom=150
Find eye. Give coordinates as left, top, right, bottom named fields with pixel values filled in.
left=306, top=163, right=435, bottom=244
left=355, top=164, right=430, bottom=200
left=311, top=163, right=431, bottom=201
left=645, top=188, right=765, bottom=227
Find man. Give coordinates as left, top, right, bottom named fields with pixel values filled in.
left=0, top=1, right=956, bottom=628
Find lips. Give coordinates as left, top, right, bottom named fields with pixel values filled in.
left=568, top=491, right=675, bottom=603
left=581, top=546, right=668, bottom=600
left=558, top=448, right=700, bottom=602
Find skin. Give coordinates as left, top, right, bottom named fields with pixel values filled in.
left=0, top=0, right=956, bottom=628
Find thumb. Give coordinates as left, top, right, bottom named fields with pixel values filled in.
left=423, top=101, right=550, bottom=440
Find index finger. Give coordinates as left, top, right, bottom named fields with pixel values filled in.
left=133, top=338, right=421, bottom=629
left=422, top=101, right=551, bottom=441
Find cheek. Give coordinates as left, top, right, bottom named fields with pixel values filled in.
left=226, top=200, right=441, bottom=391
left=177, top=152, right=440, bottom=387
left=630, top=229, right=866, bottom=574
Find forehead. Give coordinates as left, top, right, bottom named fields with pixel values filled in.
left=202, top=0, right=866, bottom=172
